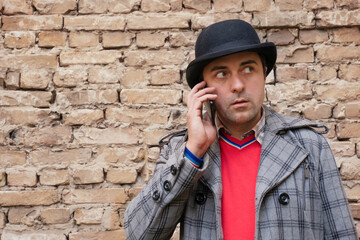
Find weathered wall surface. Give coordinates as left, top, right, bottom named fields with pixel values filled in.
left=0, top=0, right=359, bottom=239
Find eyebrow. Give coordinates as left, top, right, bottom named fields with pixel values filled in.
left=209, top=60, right=258, bottom=72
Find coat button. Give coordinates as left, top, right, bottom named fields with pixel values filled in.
left=152, top=190, right=160, bottom=201
left=163, top=180, right=172, bottom=191
left=170, top=165, right=178, bottom=175
left=195, top=193, right=207, bottom=205
left=279, top=192, right=290, bottom=205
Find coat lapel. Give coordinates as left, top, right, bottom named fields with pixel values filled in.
left=255, top=107, right=309, bottom=208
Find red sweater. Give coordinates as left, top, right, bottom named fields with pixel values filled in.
left=219, top=131, right=261, bottom=239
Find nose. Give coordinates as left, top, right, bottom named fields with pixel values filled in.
left=229, top=73, right=245, bottom=93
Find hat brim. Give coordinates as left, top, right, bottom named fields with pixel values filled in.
left=186, top=42, right=277, bottom=89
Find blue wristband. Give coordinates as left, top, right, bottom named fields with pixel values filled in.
left=184, top=147, right=204, bottom=168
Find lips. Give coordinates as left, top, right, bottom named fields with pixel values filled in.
left=231, top=98, right=249, bottom=105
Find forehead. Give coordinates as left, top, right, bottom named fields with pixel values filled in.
left=205, top=51, right=261, bottom=68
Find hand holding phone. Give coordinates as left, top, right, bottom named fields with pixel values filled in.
left=185, top=81, right=217, bottom=159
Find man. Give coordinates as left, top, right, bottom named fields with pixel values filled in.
left=125, top=19, right=358, bottom=239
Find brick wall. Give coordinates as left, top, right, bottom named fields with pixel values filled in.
left=0, top=0, right=359, bottom=239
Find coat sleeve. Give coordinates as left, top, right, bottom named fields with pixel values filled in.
left=124, top=134, right=208, bottom=240
left=317, top=135, right=358, bottom=239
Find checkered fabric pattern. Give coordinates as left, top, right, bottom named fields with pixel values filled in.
left=125, top=106, right=358, bottom=240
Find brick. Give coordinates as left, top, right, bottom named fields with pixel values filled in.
left=144, top=129, right=170, bottom=145
left=69, top=230, right=126, bottom=240
left=302, top=103, right=332, bottom=120
left=127, top=15, right=189, bottom=30
left=337, top=123, right=360, bottom=139
left=69, top=32, right=99, bottom=48
left=4, top=31, right=35, bottom=49
left=53, top=68, right=88, bottom=88
left=18, top=125, right=72, bottom=147
left=339, top=64, right=360, bottom=82
left=276, top=65, right=307, bottom=82
left=314, top=82, right=360, bottom=101
left=170, top=0, right=182, bottom=10
left=94, top=147, right=144, bottom=164
left=1, top=230, right=66, bottom=240
left=57, top=90, right=118, bottom=106
left=254, top=11, right=315, bottom=27
left=141, top=0, right=171, bottom=12
left=88, top=67, right=120, bottom=84
left=102, top=32, right=134, bottom=48
left=120, top=89, right=182, bottom=104
left=125, top=50, right=185, bottom=66
left=299, top=30, right=329, bottom=44
left=190, top=14, right=252, bottom=30
left=120, top=69, right=147, bottom=88
left=102, top=208, right=121, bottom=230
left=38, top=32, right=67, bottom=47
left=33, top=0, right=77, bottom=14
left=63, top=188, right=127, bottom=204
left=74, top=208, right=103, bottom=225
left=7, top=169, right=37, bottom=187
left=128, top=187, right=143, bottom=200
left=267, top=30, right=296, bottom=46
left=39, top=169, right=69, bottom=186
left=2, top=0, right=33, bottom=14
left=213, top=0, right=243, bottom=12
left=60, top=51, right=121, bottom=66
left=349, top=204, right=360, bottom=220
left=169, top=32, right=196, bottom=47
left=333, top=27, right=360, bottom=43
left=266, top=81, right=313, bottom=104
left=304, top=0, right=333, bottom=9
left=64, top=16, right=126, bottom=31
left=0, top=212, right=5, bottom=228
left=183, top=0, right=211, bottom=12
left=8, top=208, right=39, bottom=226
left=329, top=141, right=356, bottom=158
left=277, top=46, right=314, bottom=63
left=148, top=147, right=160, bottom=162
left=74, top=126, right=139, bottom=145
left=0, top=190, right=59, bottom=206
left=0, top=54, right=57, bottom=69
left=0, top=172, right=6, bottom=187
left=63, top=109, right=104, bottom=125
left=0, top=150, right=26, bottom=167
left=275, top=0, right=302, bottom=10
left=107, top=167, right=137, bottom=184
left=21, top=69, right=51, bottom=90
left=308, top=65, right=337, bottom=82
left=40, top=208, right=71, bottom=224
left=29, top=148, right=91, bottom=166
left=2, top=16, right=62, bottom=30
left=317, top=46, right=360, bottom=62
left=150, top=69, right=180, bottom=85
left=343, top=102, right=360, bottom=119
left=5, top=72, right=20, bottom=89
left=317, top=9, right=360, bottom=27
left=79, top=0, right=107, bottom=13
left=244, top=0, right=270, bottom=11
left=106, top=107, right=170, bottom=125
left=136, top=32, right=167, bottom=48
left=73, top=167, right=104, bottom=184
left=344, top=184, right=360, bottom=202
left=335, top=0, right=359, bottom=9
left=108, top=0, right=138, bottom=13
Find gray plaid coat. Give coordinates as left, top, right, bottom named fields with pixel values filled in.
left=125, top=106, right=358, bottom=240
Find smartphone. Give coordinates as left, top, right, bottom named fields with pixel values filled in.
left=204, top=100, right=216, bottom=126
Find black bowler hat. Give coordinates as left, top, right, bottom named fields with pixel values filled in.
left=186, top=19, right=277, bottom=88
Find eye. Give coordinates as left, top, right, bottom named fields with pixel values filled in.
left=215, top=71, right=227, bottom=78
left=243, top=66, right=253, bottom=74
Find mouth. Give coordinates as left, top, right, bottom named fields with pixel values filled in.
left=231, top=98, right=250, bottom=108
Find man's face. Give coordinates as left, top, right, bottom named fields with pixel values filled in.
left=203, top=51, right=266, bottom=131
